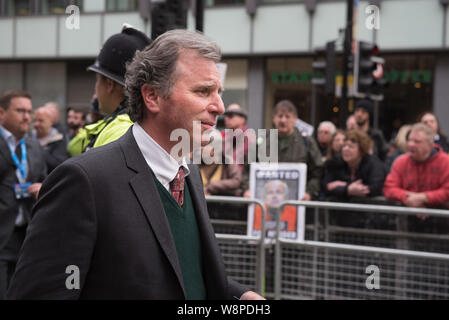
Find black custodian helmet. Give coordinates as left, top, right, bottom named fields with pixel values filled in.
left=88, top=24, right=151, bottom=86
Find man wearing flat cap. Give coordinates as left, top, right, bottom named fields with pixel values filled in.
left=222, top=104, right=256, bottom=173
left=68, top=24, right=151, bottom=156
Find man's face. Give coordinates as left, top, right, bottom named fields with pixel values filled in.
left=67, top=110, right=85, bottom=129
left=0, top=97, right=32, bottom=139
left=354, top=108, right=369, bottom=127
left=407, top=130, right=433, bottom=162
left=317, top=126, right=333, bottom=145
left=265, top=181, right=287, bottom=209
left=95, top=74, right=115, bottom=115
left=421, top=113, right=438, bottom=135
left=156, top=50, right=225, bottom=145
left=224, top=113, right=245, bottom=130
left=346, top=115, right=357, bottom=130
left=272, top=109, right=296, bottom=137
left=33, top=110, right=53, bottom=138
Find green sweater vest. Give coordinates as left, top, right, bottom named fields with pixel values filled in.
left=153, top=175, right=206, bottom=300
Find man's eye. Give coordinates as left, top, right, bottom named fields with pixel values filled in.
left=197, top=89, right=210, bottom=96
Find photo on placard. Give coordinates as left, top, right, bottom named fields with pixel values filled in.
left=247, top=163, right=307, bottom=241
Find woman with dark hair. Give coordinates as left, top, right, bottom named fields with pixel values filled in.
left=323, top=129, right=386, bottom=200
left=322, top=130, right=387, bottom=228
left=419, top=111, right=449, bottom=152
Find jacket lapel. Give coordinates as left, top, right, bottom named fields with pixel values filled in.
left=186, top=164, right=228, bottom=299
left=119, top=128, right=186, bottom=298
left=0, top=134, right=14, bottom=168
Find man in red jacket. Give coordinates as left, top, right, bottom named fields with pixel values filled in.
left=383, top=123, right=449, bottom=208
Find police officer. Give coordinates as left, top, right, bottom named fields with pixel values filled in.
left=68, top=24, right=151, bottom=156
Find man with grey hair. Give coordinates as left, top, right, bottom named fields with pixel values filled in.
left=7, top=30, right=263, bottom=300
left=316, top=121, right=336, bottom=161
left=383, top=123, right=449, bottom=208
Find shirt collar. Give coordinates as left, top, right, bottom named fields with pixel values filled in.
left=132, top=123, right=190, bottom=190
left=0, top=125, right=17, bottom=146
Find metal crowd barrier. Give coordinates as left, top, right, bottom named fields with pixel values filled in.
left=206, top=196, right=449, bottom=300
left=274, top=200, right=449, bottom=300
left=205, top=195, right=267, bottom=296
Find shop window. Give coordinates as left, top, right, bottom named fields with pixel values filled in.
left=106, top=0, right=138, bottom=11
left=259, top=0, right=303, bottom=3
left=5, top=0, right=32, bottom=16
left=205, top=0, right=244, bottom=6
left=41, top=0, right=68, bottom=14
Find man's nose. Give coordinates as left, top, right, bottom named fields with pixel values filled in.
left=208, top=93, right=225, bottom=115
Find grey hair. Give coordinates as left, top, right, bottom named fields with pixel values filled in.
left=125, top=29, right=222, bottom=122
left=264, top=180, right=289, bottom=197
left=318, top=121, right=336, bottom=135
left=410, top=123, right=434, bottom=144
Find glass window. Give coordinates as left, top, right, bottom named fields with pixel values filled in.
left=41, top=0, right=67, bottom=14
left=40, top=0, right=83, bottom=15
left=106, top=0, right=138, bottom=11
left=259, top=0, right=303, bottom=3
left=205, top=0, right=244, bottom=7
left=6, top=0, right=32, bottom=16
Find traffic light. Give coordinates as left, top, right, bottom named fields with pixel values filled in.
left=354, top=41, right=386, bottom=101
left=311, top=41, right=336, bottom=95
left=151, top=0, right=188, bottom=40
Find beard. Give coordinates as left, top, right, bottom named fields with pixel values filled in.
left=356, top=117, right=367, bottom=127
left=68, top=122, right=82, bottom=130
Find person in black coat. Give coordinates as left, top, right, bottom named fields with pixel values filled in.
left=323, top=130, right=386, bottom=199
left=0, top=90, right=47, bottom=299
left=33, top=107, right=68, bottom=173
left=322, top=130, right=387, bottom=228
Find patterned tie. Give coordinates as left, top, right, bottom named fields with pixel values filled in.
left=169, top=167, right=185, bottom=207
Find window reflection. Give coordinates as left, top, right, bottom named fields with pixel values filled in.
left=205, top=0, right=244, bottom=6
left=106, top=0, right=138, bottom=11
left=41, top=0, right=66, bottom=14
left=6, top=0, right=31, bottom=16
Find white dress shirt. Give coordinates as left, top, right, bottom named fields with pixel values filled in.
left=132, top=123, right=190, bottom=191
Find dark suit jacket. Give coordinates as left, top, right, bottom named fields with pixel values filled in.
left=0, top=135, right=47, bottom=251
left=7, top=128, right=247, bottom=299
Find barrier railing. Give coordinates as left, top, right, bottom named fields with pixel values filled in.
left=205, top=195, right=267, bottom=296
left=274, top=200, right=449, bottom=300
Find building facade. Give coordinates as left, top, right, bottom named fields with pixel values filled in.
left=0, top=0, right=448, bottom=139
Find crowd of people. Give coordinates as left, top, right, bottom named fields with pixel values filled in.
left=1, top=26, right=449, bottom=299
left=205, top=99, right=449, bottom=210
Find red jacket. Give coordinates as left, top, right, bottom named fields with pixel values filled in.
left=383, top=148, right=449, bottom=206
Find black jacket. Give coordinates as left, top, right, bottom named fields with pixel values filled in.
left=0, top=136, right=47, bottom=250
left=7, top=128, right=246, bottom=299
left=368, top=128, right=388, bottom=161
left=37, top=128, right=69, bottom=173
left=322, top=154, right=386, bottom=200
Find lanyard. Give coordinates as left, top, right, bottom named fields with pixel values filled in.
left=0, top=127, right=28, bottom=182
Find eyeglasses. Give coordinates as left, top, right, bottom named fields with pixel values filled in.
left=14, top=108, right=32, bottom=116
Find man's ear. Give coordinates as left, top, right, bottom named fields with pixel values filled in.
left=106, top=78, right=117, bottom=94
left=141, top=84, right=161, bottom=114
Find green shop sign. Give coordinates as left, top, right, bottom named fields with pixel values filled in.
left=271, top=70, right=432, bottom=85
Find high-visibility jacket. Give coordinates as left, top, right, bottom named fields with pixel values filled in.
left=68, top=106, right=133, bottom=157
